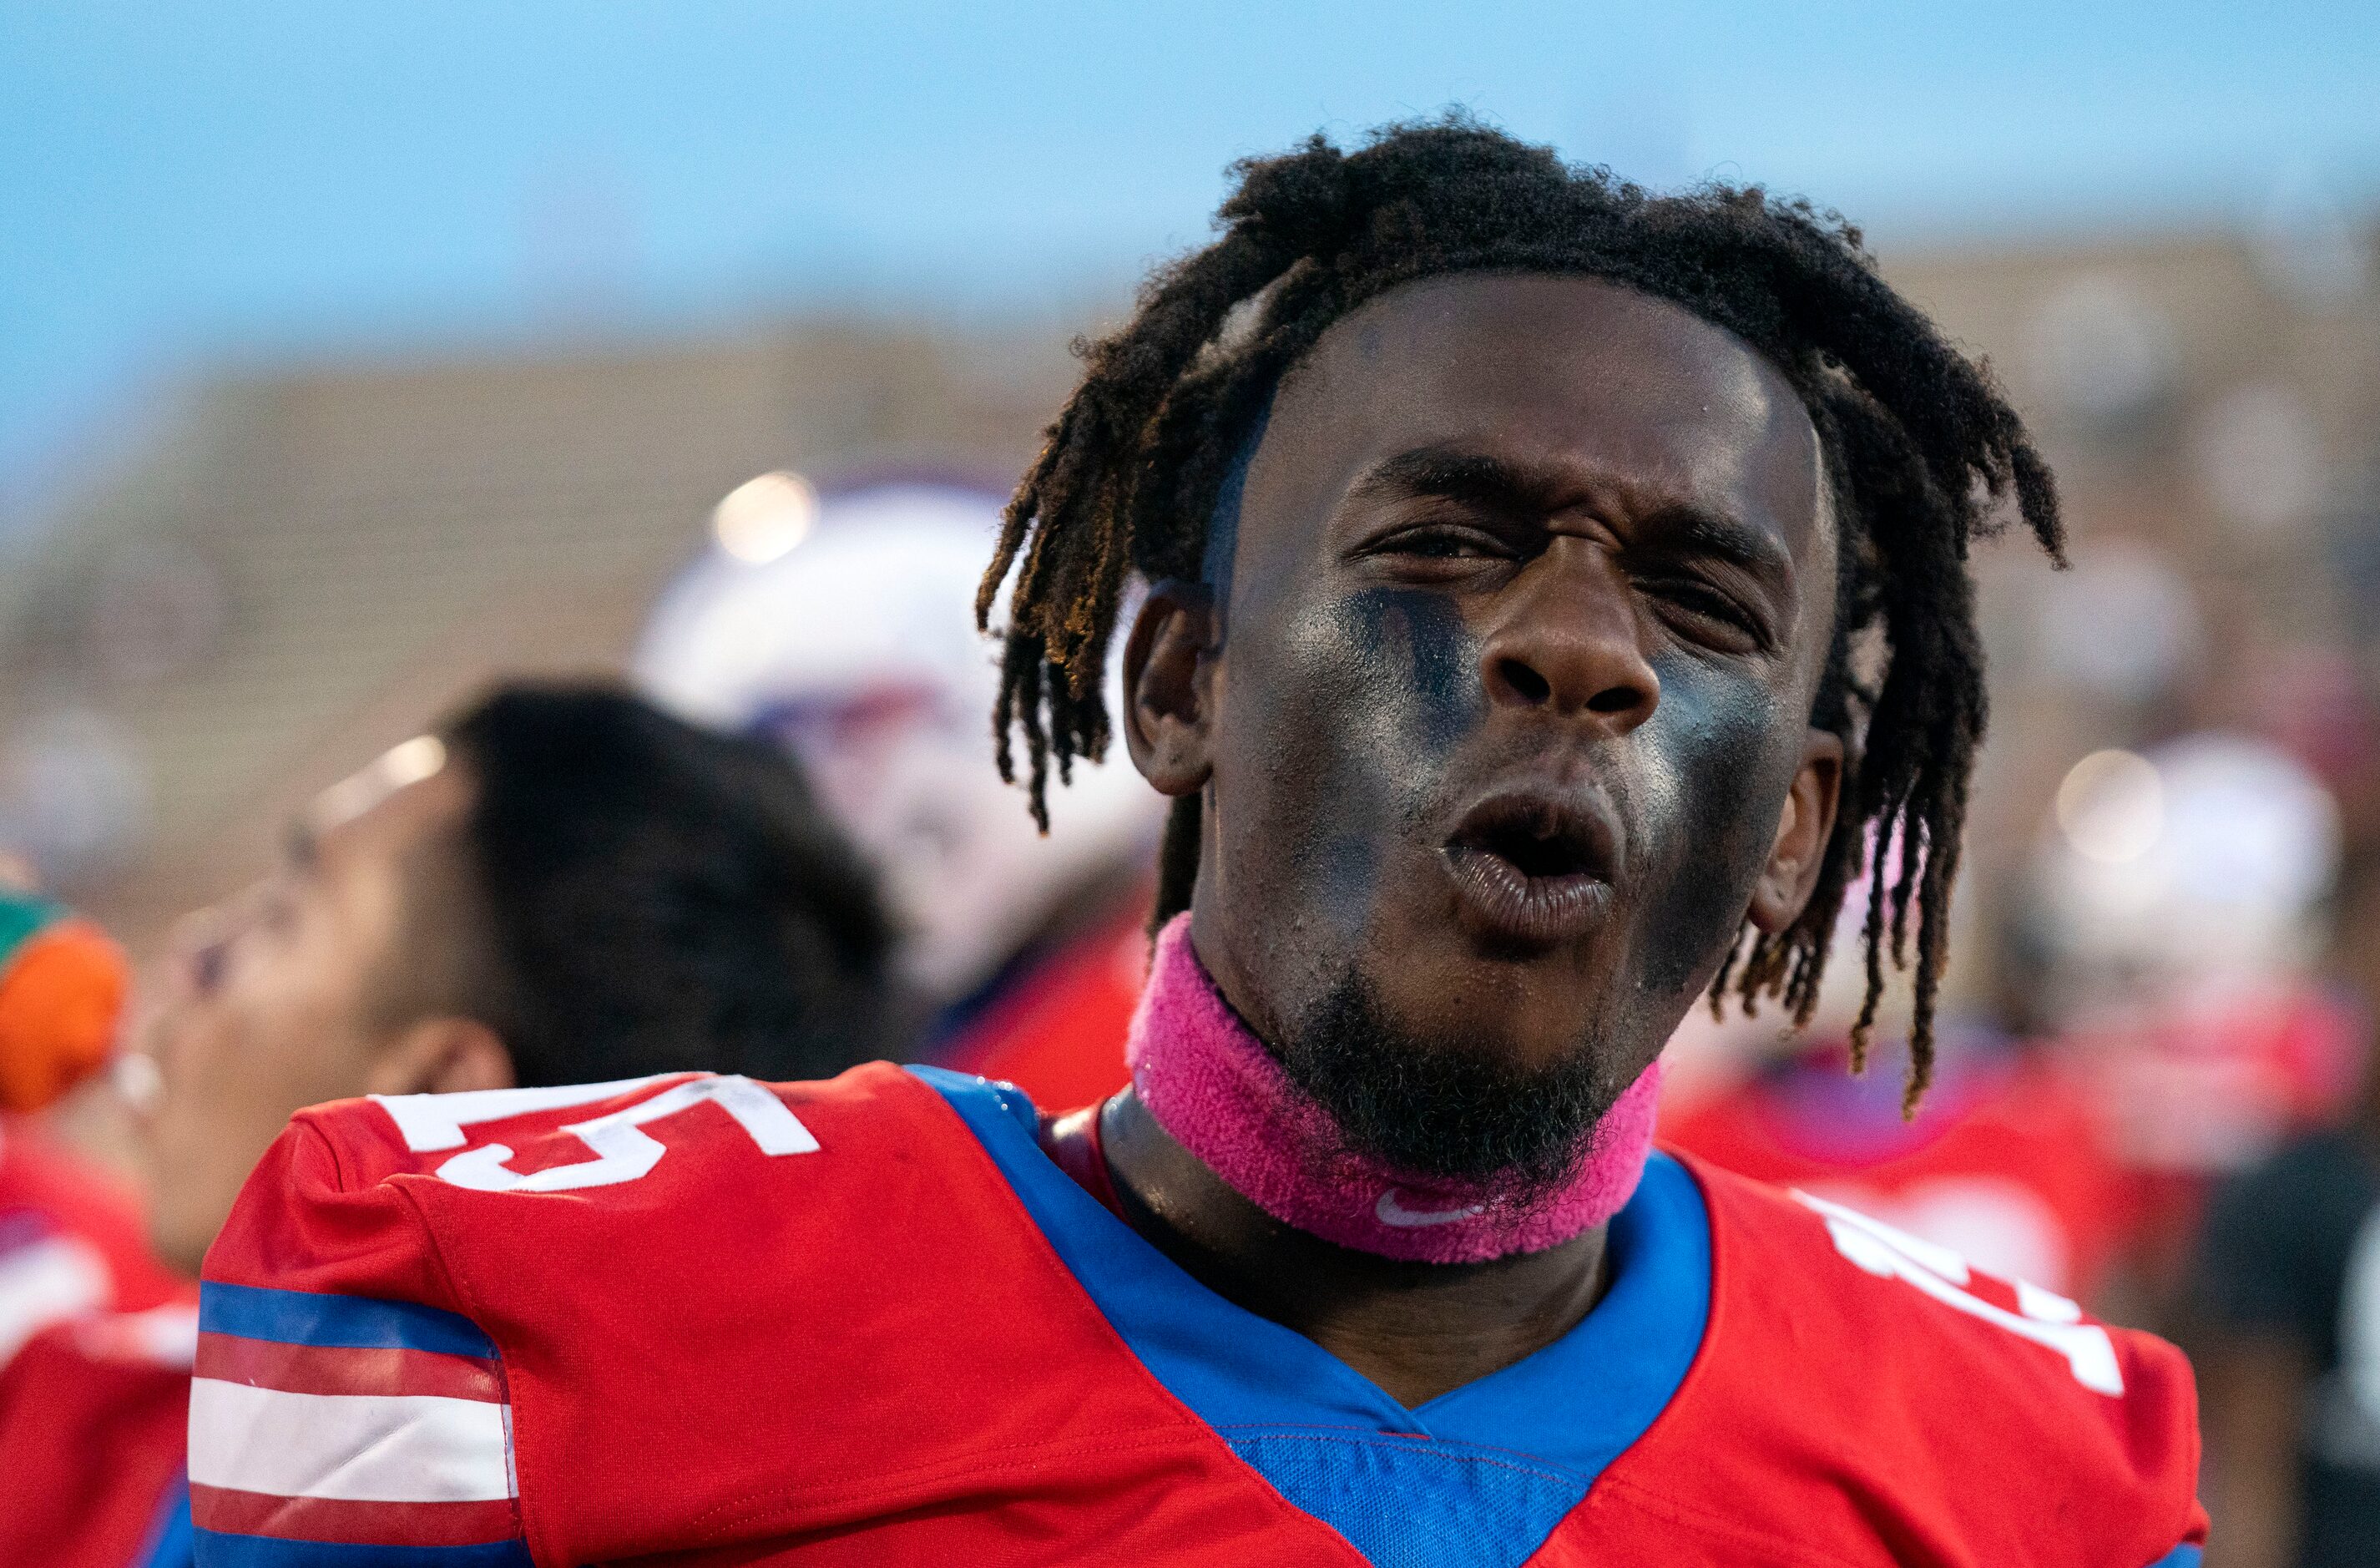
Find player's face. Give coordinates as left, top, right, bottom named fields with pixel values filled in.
left=133, top=746, right=472, bottom=1273
left=1128, top=275, right=1841, bottom=1177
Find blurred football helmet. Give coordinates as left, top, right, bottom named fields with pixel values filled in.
left=636, top=480, right=1165, bottom=1003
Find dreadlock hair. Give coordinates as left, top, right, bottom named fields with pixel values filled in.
left=977, top=117, right=2062, bottom=1110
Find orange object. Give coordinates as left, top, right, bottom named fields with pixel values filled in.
left=0, top=918, right=129, bottom=1114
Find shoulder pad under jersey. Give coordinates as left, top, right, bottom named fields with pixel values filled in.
left=1639, top=1155, right=2205, bottom=1568
left=191, top=1063, right=1029, bottom=1565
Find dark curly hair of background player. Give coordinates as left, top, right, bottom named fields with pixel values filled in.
left=978, top=115, right=2064, bottom=1110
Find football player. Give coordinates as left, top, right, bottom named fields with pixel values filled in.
left=194, top=124, right=2205, bottom=1565
left=0, top=683, right=895, bottom=1568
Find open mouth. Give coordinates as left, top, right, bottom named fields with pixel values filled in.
left=1440, top=791, right=1617, bottom=945
left=1455, top=809, right=1602, bottom=881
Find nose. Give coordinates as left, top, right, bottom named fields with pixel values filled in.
left=1477, top=539, right=1660, bottom=732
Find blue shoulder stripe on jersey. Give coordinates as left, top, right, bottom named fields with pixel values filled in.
left=192, top=1531, right=531, bottom=1568
left=917, top=1066, right=1409, bottom=1432
left=914, top=1065, right=1712, bottom=1568
left=198, top=1282, right=494, bottom=1358
left=136, top=1472, right=194, bottom=1568
left=2145, top=1547, right=2202, bottom=1568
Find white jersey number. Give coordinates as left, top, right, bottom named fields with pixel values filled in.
left=371, top=1074, right=818, bottom=1192
left=1796, top=1190, right=2125, bottom=1395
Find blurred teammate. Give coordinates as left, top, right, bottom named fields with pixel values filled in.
left=195, top=124, right=2201, bottom=1565
left=0, top=682, right=894, bottom=1568
left=2191, top=843, right=2380, bottom=1567
left=637, top=479, right=1165, bottom=1106
left=0, top=883, right=180, bottom=1367
left=1665, top=892, right=2131, bottom=1303
left=2043, top=734, right=2357, bottom=1293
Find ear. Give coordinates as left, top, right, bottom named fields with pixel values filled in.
left=1120, top=579, right=1219, bottom=799
left=361, top=1016, right=518, bottom=1098
left=1746, top=728, right=1845, bottom=934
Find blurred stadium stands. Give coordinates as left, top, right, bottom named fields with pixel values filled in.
left=0, top=323, right=1082, bottom=953
left=5, top=221, right=2373, bottom=979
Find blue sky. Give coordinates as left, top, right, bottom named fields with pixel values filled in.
left=4, top=1, right=2377, bottom=513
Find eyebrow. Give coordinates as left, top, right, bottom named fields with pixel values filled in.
left=1656, top=504, right=1796, bottom=584
left=1349, top=448, right=1542, bottom=512
left=1348, top=446, right=1795, bottom=583
left=282, top=819, right=320, bottom=873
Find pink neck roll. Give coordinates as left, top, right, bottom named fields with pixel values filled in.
left=1124, top=915, right=1660, bottom=1264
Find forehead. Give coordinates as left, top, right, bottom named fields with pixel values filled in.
left=299, top=749, right=472, bottom=884
left=1244, top=273, right=1827, bottom=563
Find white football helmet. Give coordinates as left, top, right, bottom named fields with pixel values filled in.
left=2032, top=730, right=2339, bottom=1006
left=635, top=481, right=1166, bottom=1002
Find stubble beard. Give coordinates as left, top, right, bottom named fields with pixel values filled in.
left=1272, top=965, right=1634, bottom=1196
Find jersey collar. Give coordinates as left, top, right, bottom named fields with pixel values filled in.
left=911, top=1065, right=1710, bottom=1477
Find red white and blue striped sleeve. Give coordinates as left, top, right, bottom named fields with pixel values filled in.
left=189, top=1112, right=530, bottom=1567
left=189, top=1283, right=523, bottom=1564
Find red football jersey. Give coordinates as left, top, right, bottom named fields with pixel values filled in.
left=192, top=1065, right=2205, bottom=1566
left=937, top=913, right=1145, bottom=1110
left=1, top=1118, right=183, bottom=1370
left=0, top=1302, right=195, bottom=1568
left=1664, top=1049, right=2133, bottom=1301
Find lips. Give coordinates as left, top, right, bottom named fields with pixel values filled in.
left=1439, top=786, right=1619, bottom=945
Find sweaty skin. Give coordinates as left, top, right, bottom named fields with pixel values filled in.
left=1109, top=274, right=1845, bottom=1405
